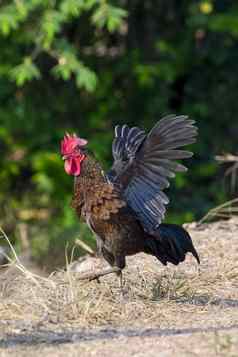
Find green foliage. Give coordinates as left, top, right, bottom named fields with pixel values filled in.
left=0, top=0, right=237, bottom=269
left=92, top=3, right=127, bottom=32
left=0, top=0, right=127, bottom=91
left=52, top=45, right=98, bottom=91
left=60, top=0, right=85, bottom=17
left=41, top=10, right=65, bottom=49
left=10, top=57, right=41, bottom=86
left=209, top=14, right=238, bottom=36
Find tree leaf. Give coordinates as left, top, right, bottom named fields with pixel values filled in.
left=76, top=64, right=97, bottom=92
left=10, top=57, right=41, bottom=86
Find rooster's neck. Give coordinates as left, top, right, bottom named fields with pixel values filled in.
left=72, top=153, right=106, bottom=216
left=74, top=153, right=106, bottom=189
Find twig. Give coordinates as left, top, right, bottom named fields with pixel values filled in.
left=216, top=154, right=238, bottom=162
left=198, top=198, right=238, bottom=225
left=74, top=267, right=120, bottom=281
left=18, top=223, right=30, bottom=251
left=75, top=238, right=95, bottom=256
left=216, top=153, right=238, bottom=193
left=65, top=243, right=78, bottom=317
left=0, top=227, right=56, bottom=287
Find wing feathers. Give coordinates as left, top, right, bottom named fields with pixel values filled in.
left=148, top=115, right=188, bottom=137
left=119, top=115, right=198, bottom=233
left=112, top=125, right=146, bottom=161
left=144, top=149, right=193, bottom=160
left=138, top=164, right=170, bottom=189
left=109, top=115, right=197, bottom=234
left=145, top=158, right=188, bottom=172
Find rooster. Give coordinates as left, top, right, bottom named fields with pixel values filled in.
left=61, top=115, right=200, bottom=285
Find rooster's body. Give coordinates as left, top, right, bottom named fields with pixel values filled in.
left=72, top=155, right=147, bottom=270
left=61, top=115, right=200, bottom=279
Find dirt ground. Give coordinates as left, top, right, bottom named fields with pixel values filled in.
left=1, top=218, right=238, bottom=356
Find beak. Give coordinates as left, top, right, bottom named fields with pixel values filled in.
left=62, top=155, right=67, bottom=160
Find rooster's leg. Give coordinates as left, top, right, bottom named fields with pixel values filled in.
left=117, top=270, right=125, bottom=296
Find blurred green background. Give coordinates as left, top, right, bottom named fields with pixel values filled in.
left=0, top=0, right=237, bottom=269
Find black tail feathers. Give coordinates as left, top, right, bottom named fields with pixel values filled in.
left=144, top=223, right=200, bottom=266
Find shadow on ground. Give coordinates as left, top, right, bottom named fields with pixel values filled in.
left=1, top=324, right=238, bottom=348
left=175, top=296, right=238, bottom=307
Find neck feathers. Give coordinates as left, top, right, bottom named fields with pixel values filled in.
left=74, top=154, right=106, bottom=190
left=72, top=154, right=106, bottom=213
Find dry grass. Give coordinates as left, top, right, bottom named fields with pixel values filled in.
left=216, top=153, right=238, bottom=192
left=1, top=219, right=238, bottom=329
left=198, top=198, right=238, bottom=224
left=1, top=219, right=238, bottom=355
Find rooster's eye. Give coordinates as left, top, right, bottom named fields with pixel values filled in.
left=73, top=146, right=79, bottom=153
left=80, top=147, right=87, bottom=154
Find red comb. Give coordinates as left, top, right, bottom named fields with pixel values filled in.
left=61, top=133, right=87, bottom=155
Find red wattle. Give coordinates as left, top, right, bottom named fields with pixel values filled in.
left=64, top=155, right=84, bottom=176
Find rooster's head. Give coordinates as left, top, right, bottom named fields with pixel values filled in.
left=61, top=133, right=87, bottom=176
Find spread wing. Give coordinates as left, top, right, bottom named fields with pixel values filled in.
left=107, top=124, right=146, bottom=182
left=109, top=115, right=198, bottom=234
